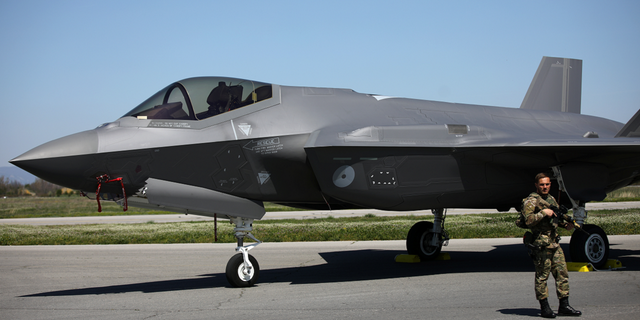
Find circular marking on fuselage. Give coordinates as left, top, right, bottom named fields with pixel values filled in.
left=333, top=165, right=355, bottom=188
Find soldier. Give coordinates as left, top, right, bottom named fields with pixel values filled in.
left=523, top=173, right=582, bottom=318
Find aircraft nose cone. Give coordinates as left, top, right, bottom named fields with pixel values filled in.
left=10, top=130, right=99, bottom=189
left=11, top=130, right=99, bottom=162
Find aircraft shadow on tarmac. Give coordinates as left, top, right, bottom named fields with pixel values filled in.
left=21, top=242, right=638, bottom=297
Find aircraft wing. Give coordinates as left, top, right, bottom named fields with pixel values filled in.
left=303, top=106, right=640, bottom=211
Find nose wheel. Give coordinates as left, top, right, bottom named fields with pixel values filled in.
left=226, top=252, right=260, bottom=287
left=226, top=217, right=262, bottom=287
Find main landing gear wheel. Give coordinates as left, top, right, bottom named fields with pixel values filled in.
left=226, top=253, right=260, bottom=287
left=406, top=221, right=442, bottom=261
left=570, top=224, right=609, bottom=269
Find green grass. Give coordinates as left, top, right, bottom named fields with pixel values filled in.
left=1, top=187, right=639, bottom=245
left=1, top=209, right=638, bottom=245
left=0, top=196, right=303, bottom=219
left=2, top=185, right=639, bottom=219
left=0, top=196, right=162, bottom=218
left=602, top=186, right=640, bottom=202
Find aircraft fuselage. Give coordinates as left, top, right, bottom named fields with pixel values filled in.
left=12, top=79, right=639, bottom=216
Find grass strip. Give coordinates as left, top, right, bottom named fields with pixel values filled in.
left=0, top=197, right=302, bottom=219
left=3, top=186, right=640, bottom=219
left=2, top=210, right=638, bottom=245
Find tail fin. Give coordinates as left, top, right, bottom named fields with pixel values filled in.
left=520, top=56, right=582, bottom=114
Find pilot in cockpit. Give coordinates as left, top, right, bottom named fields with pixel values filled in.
left=206, top=81, right=243, bottom=116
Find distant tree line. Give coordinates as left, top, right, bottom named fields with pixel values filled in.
left=0, top=176, right=74, bottom=197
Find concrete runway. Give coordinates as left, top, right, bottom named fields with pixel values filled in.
left=1, top=236, right=639, bottom=319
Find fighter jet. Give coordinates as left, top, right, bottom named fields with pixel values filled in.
left=11, top=57, right=640, bottom=287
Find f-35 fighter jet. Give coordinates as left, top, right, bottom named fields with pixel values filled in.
left=11, top=57, right=640, bottom=286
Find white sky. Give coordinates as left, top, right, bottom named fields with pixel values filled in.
left=1, top=0, right=639, bottom=165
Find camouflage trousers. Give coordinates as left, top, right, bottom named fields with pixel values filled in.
left=533, top=246, right=569, bottom=300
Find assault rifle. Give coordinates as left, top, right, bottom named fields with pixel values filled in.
left=549, top=205, right=590, bottom=235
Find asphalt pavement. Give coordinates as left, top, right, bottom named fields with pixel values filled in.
left=1, top=236, right=639, bottom=319
left=2, top=202, right=639, bottom=319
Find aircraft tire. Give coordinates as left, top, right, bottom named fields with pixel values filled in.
left=226, top=253, right=260, bottom=287
left=569, top=224, right=609, bottom=269
left=406, top=221, right=442, bottom=261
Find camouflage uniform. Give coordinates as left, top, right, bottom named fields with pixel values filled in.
left=522, top=192, right=570, bottom=301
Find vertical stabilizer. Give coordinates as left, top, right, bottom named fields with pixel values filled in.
left=520, top=56, right=582, bottom=114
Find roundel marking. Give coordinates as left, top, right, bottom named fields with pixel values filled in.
left=333, top=165, right=355, bottom=188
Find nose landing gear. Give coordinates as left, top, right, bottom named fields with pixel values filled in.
left=226, top=217, right=262, bottom=287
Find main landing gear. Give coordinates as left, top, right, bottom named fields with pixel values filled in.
left=570, top=223, right=609, bottom=268
left=226, top=217, right=262, bottom=287
left=406, top=209, right=450, bottom=261
left=553, top=167, right=610, bottom=269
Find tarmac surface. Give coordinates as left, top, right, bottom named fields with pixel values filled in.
left=2, top=201, right=640, bottom=225
left=1, top=236, right=639, bottom=319
left=2, top=202, right=639, bottom=319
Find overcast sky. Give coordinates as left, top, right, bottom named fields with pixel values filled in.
left=1, top=0, right=639, bottom=166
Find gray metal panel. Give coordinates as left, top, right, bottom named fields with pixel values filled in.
left=520, top=56, right=582, bottom=114
left=10, top=130, right=98, bottom=162
left=143, top=178, right=265, bottom=219
left=304, top=108, right=631, bottom=149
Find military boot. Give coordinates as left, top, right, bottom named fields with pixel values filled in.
left=539, top=298, right=556, bottom=318
left=558, top=297, right=581, bottom=316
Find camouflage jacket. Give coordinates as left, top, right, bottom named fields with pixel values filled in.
left=522, top=192, right=562, bottom=249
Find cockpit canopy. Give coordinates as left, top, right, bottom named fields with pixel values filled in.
left=122, top=77, right=273, bottom=121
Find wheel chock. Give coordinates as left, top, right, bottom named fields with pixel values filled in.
left=567, top=259, right=624, bottom=272
left=603, top=259, right=623, bottom=270
left=395, top=254, right=421, bottom=263
left=567, top=262, right=594, bottom=272
left=395, top=253, right=451, bottom=263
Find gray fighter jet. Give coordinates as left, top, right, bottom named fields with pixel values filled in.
left=11, top=57, right=640, bottom=287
